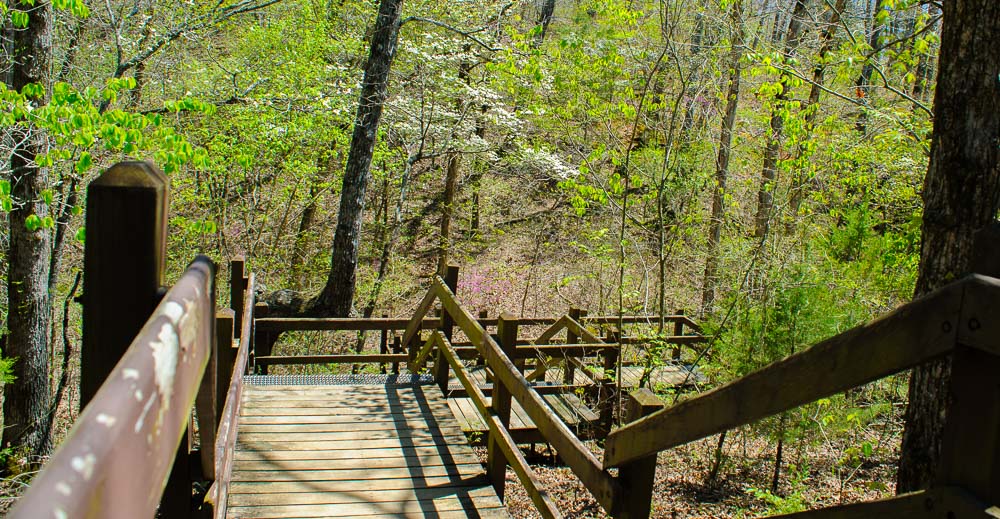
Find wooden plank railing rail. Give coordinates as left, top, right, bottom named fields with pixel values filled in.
left=402, top=264, right=1000, bottom=518
left=9, top=256, right=217, bottom=519
left=9, top=162, right=258, bottom=519
left=254, top=315, right=696, bottom=331
left=209, top=269, right=255, bottom=519
left=403, top=267, right=665, bottom=518
left=434, top=329, right=563, bottom=518
left=602, top=273, right=1000, bottom=518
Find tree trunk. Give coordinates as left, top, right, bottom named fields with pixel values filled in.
left=3, top=0, right=54, bottom=457
left=438, top=153, right=460, bottom=274
left=854, top=0, right=884, bottom=135
left=754, top=0, right=808, bottom=239
left=910, top=4, right=940, bottom=104
left=701, top=0, right=743, bottom=315
left=897, top=0, right=1000, bottom=493
left=535, top=0, right=556, bottom=46
left=787, top=0, right=847, bottom=228
left=311, top=0, right=404, bottom=317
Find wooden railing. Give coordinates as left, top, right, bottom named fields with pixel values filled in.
left=9, top=257, right=215, bottom=518
left=9, top=162, right=256, bottom=519
left=208, top=266, right=255, bottom=519
left=402, top=266, right=1000, bottom=518
left=251, top=303, right=706, bottom=381
left=601, top=273, right=1000, bottom=517
left=403, top=268, right=666, bottom=518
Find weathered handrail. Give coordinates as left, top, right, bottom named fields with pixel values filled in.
left=255, top=314, right=697, bottom=331
left=603, top=276, right=972, bottom=468
left=10, top=257, right=216, bottom=519
left=599, top=274, right=1000, bottom=518
left=434, top=330, right=563, bottom=518
left=254, top=316, right=443, bottom=331
left=404, top=275, right=626, bottom=514
left=210, top=271, right=255, bottom=519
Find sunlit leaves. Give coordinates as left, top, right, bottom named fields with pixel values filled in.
left=24, top=214, right=49, bottom=231
left=10, top=10, right=28, bottom=28
left=0, top=180, right=11, bottom=212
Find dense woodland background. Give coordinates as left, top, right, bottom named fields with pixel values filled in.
left=1, top=0, right=996, bottom=515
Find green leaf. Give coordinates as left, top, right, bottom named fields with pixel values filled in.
left=75, top=151, right=93, bottom=173
left=1, top=198, right=11, bottom=212
left=41, top=189, right=53, bottom=205
left=75, top=227, right=86, bottom=243
left=24, top=214, right=42, bottom=231
left=0, top=180, right=10, bottom=197
left=42, top=216, right=54, bottom=229
left=11, top=10, right=28, bottom=28
left=861, top=441, right=873, bottom=457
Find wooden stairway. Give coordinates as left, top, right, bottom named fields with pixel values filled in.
left=227, top=376, right=508, bottom=518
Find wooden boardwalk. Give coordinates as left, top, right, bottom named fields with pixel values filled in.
left=228, top=378, right=508, bottom=518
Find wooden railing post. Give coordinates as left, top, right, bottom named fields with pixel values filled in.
left=392, top=335, right=402, bottom=375
left=672, top=309, right=685, bottom=361
left=253, top=303, right=273, bottom=375
left=174, top=256, right=217, bottom=519
left=81, top=161, right=167, bottom=407
left=600, top=330, right=620, bottom=436
left=487, top=312, right=518, bottom=499
left=230, top=258, right=246, bottom=339
left=435, top=265, right=459, bottom=391
left=565, top=308, right=582, bottom=384
left=616, top=389, right=665, bottom=518
left=215, top=310, right=236, bottom=427
left=935, top=224, right=1000, bottom=505
left=380, top=313, right=389, bottom=374
left=477, top=310, right=488, bottom=366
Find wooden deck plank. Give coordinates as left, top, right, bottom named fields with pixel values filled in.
left=230, top=453, right=482, bottom=472
left=237, top=435, right=471, bottom=451
left=229, top=486, right=499, bottom=506
left=227, top=494, right=504, bottom=518
left=448, top=392, right=598, bottom=435
left=239, top=412, right=444, bottom=425
left=240, top=404, right=453, bottom=416
left=229, top=382, right=505, bottom=518
left=234, top=444, right=481, bottom=462
left=240, top=399, right=452, bottom=409
left=230, top=475, right=489, bottom=494
left=238, top=420, right=463, bottom=434
left=237, top=426, right=467, bottom=442
left=232, top=463, right=483, bottom=489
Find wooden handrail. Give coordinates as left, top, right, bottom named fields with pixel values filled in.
left=255, top=316, right=442, bottom=331
left=211, top=272, right=255, bottom=519
left=256, top=353, right=408, bottom=365
left=10, top=257, right=216, bottom=519
left=435, top=331, right=563, bottom=518
left=256, top=314, right=694, bottom=329
left=603, top=275, right=981, bottom=468
left=430, top=276, right=623, bottom=513
left=766, top=486, right=987, bottom=518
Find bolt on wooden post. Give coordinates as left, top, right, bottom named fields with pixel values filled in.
left=81, top=161, right=167, bottom=406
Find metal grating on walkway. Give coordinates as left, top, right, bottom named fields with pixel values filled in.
left=245, top=373, right=434, bottom=386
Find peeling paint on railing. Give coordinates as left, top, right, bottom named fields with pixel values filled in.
left=9, top=256, right=215, bottom=519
